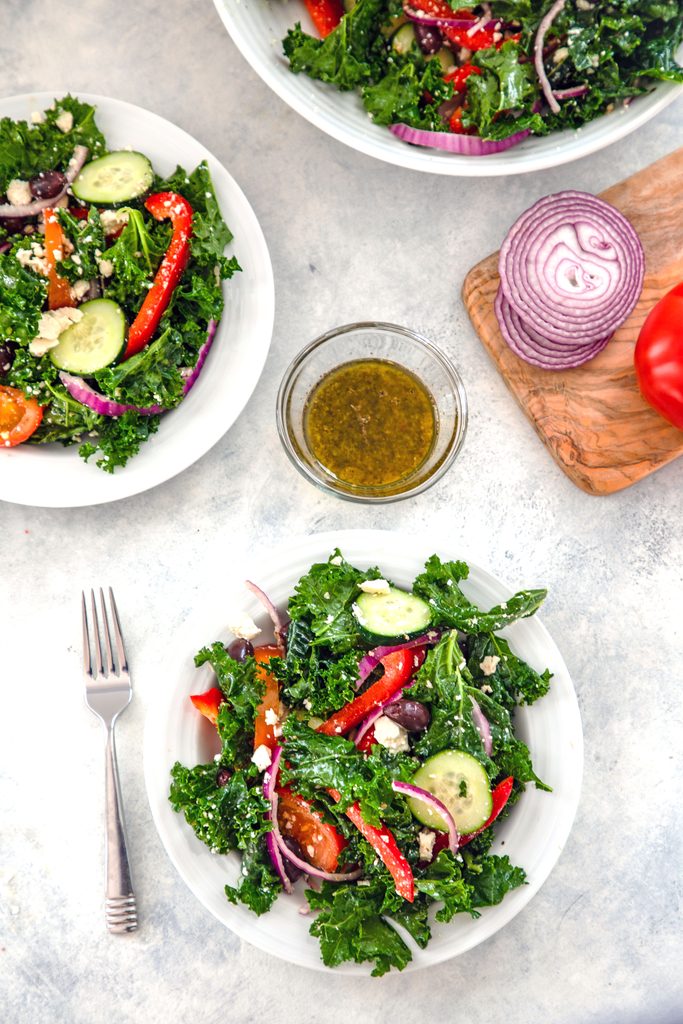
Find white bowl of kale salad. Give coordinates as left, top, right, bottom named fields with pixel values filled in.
left=213, top=0, right=683, bottom=175
left=144, top=529, right=583, bottom=975
left=0, top=93, right=274, bottom=507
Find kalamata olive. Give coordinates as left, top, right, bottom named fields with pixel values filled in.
left=215, top=767, right=231, bottom=787
left=384, top=699, right=431, bottom=732
left=0, top=342, right=17, bottom=376
left=227, top=637, right=254, bottom=661
left=414, top=23, right=443, bottom=55
left=281, top=836, right=305, bottom=883
left=0, top=214, right=29, bottom=234
left=29, top=169, right=67, bottom=201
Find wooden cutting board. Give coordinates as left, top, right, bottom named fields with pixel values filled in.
left=462, top=148, right=683, bottom=495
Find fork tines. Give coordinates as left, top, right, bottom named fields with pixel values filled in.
left=82, top=588, right=128, bottom=681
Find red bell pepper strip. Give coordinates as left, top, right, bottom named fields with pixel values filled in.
left=189, top=686, right=223, bottom=726
left=356, top=726, right=377, bottom=754
left=459, top=776, right=514, bottom=847
left=317, top=649, right=423, bottom=737
left=304, top=0, right=344, bottom=37
left=122, top=191, right=193, bottom=360
left=253, top=644, right=282, bottom=751
left=43, top=208, right=75, bottom=309
left=328, top=788, right=415, bottom=902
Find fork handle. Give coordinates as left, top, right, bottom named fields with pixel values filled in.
left=104, top=727, right=138, bottom=933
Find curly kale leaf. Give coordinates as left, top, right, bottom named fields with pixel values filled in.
left=0, top=252, right=47, bottom=348
left=465, top=631, right=551, bottom=709
left=56, top=207, right=106, bottom=284
left=362, top=56, right=453, bottom=129
left=156, top=161, right=238, bottom=277
left=94, top=327, right=186, bottom=409
left=276, top=620, right=360, bottom=716
left=306, top=881, right=413, bottom=977
left=287, top=550, right=378, bottom=653
left=413, top=554, right=547, bottom=633
left=0, top=95, right=105, bottom=193
left=79, top=411, right=160, bottom=472
left=465, top=41, right=545, bottom=140
left=194, top=642, right=265, bottom=756
left=284, top=0, right=387, bottom=90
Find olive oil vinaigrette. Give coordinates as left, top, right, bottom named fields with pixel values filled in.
left=303, top=359, right=437, bottom=490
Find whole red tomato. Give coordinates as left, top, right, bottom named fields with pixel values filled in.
left=634, top=282, right=683, bottom=431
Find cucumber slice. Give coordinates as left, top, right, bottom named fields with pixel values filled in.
left=353, top=585, right=432, bottom=641
left=435, top=47, right=457, bottom=74
left=409, top=750, right=492, bottom=835
left=50, top=299, right=126, bottom=375
left=391, top=23, right=416, bottom=54
left=71, top=151, right=154, bottom=205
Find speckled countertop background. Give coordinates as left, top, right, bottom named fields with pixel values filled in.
left=1, top=2, right=682, bottom=1022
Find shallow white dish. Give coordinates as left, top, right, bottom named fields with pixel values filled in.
left=0, top=92, right=274, bottom=508
left=144, top=528, right=583, bottom=974
left=213, top=0, right=683, bottom=176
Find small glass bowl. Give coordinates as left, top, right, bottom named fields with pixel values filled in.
left=276, top=321, right=468, bottom=503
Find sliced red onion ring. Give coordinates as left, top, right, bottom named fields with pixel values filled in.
left=391, top=781, right=459, bottom=855
left=402, top=0, right=498, bottom=30
left=356, top=631, right=440, bottom=690
left=0, top=242, right=10, bottom=255
left=389, top=122, right=530, bottom=155
left=495, top=289, right=611, bottom=370
left=498, top=191, right=644, bottom=346
left=469, top=695, right=492, bottom=756
left=552, top=85, right=588, bottom=101
left=59, top=371, right=165, bottom=416
left=245, top=579, right=288, bottom=650
left=0, top=145, right=89, bottom=218
left=266, top=745, right=363, bottom=884
left=263, top=746, right=293, bottom=893
left=179, top=318, right=217, bottom=396
left=534, top=0, right=566, bottom=114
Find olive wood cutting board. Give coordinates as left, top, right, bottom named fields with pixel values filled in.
left=462, top=147, right=683, bottom=495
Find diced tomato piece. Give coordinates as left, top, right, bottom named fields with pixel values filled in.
left=277, top=786, right=347, bottom=873
left=444, top=62, right=481, bottom=93
left=303, top=0, right=344, bottom=37
left=0, top=386, right=44, bottom=448
left=356, top=726, right=377, bottom=754
left=254, top=644, right=282, bottom=750
left=317, top=648, right=424, bottom=737
left=189, top=686, right=223, bottom=726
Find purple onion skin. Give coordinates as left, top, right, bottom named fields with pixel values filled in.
left=414, top=23, right=443, bottom=54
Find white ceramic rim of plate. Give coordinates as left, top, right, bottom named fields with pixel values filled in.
left=212, top=0, right=683, bottom=177
left=0, top=91, right=274, bottom=507
left=143, top=527, right=584, bottom=974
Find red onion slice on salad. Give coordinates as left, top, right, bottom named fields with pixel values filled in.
left=402, top=0, right=499, bottom=30
left=391, top=781, right=459, bottom=855
left=245, top=579, right=289, bottom=651
left=179, top=318, right=218, bottom=397
left=354, top=689, right=405, bottom=748
left=534, top=0, right=566, bottom=114
left=59, top=371, right=165, bottom=416
left=0, top=145, right=89, bottom=218
left=469, top=696, right=492, bottom=756
left=356, top=631, right=439, bottom=689
left=265, top=745, right=363, bottom=885
left=263, top=747, right=293, bottom=893
left=389, top=123, right=530, bottom=155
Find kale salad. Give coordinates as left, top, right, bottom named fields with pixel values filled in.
left=170, top=551, right=553, bottom=975
left=0, top=95, right=238, bottom=471
left=282, top=0, right=683, bottom=153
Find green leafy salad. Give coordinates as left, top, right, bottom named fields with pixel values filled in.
left=281, top=0, right=683, bottom=153
left=0, top=95, right=239, bottom=471
left=169, top=550, right=553, bottom=975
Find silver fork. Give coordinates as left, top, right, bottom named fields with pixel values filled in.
left=82, top=588, right=138, bottom=934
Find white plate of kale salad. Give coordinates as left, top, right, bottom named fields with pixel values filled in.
left=144, top=530, right=583, bottom=975
left=0, top=92, right=274, bottom=507
left=213, top=0, right=683, bottom=175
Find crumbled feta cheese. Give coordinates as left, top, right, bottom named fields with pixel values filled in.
left=251, top=744, right=272, bottom=772
left=6, top=179, right=32, bottom=206
left=29, top=306, right=83, bottom=356
left=479, top=655, right=500, bottom=677
left=264, top=708, right=279, bottom=727
left=373, top=715, right=410, bottom=753
left=418, top=829, right=436, bottom=862
left=329, top=555, right=342, bottom=566
left=55, top=110, right=74, bottom=133
left=225, top=610, right=260, bottom=640
left=97, top=258, right=114, bottom=278
left=30, top=110, right=45, bottom=125
left=99, top=208, right=130, bottom=234
left=15, top=242, right=49, bottom=276
left=70, top=279, right=91, bottom=302
left=553, top=46, right=569, bottom=63
left=359, top=578, right=391, bottom=595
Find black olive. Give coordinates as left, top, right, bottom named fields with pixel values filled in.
left=29, top=170, right=67, bottom=201
left=227, top=637, right=254, bottom=661
left=384, top=699, right=431, bottom=732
